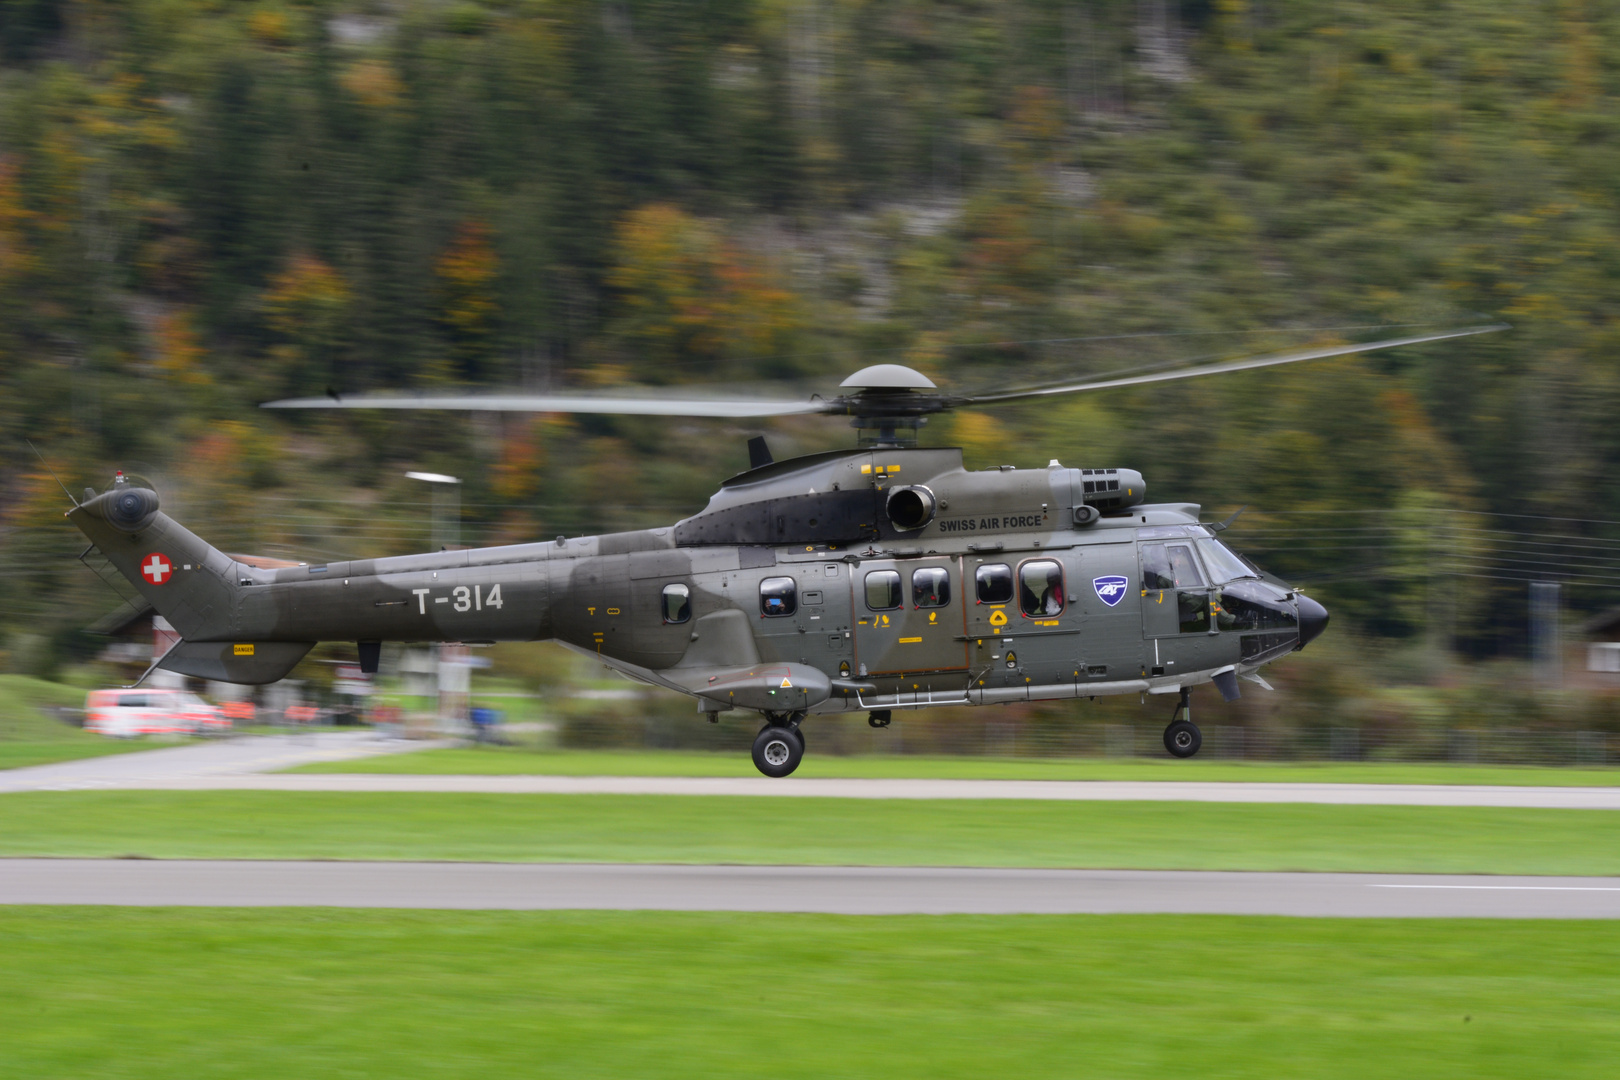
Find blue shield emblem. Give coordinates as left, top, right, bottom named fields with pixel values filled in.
left=1092, top=575, right=1129, bottom=607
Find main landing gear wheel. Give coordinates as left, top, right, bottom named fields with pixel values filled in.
left=752, top=725, right=804, bottom=778
left=1162, top=687, right=1201, bottom=758
left=1164, top=720, right=1201, bottom=758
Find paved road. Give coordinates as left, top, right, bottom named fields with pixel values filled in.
left=7, top=738, right=1620, bottom=807
left=3, top=860, right=1618, bottom=916
left=0, top=732, right=448, bottom=793
left=10, top=771, right=1618, bottom=808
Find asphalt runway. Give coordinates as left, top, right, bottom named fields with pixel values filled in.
left=4, top=860, right=1619, bottom=916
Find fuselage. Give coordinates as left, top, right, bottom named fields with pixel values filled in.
left=73, top=447, right=1319, bottom=710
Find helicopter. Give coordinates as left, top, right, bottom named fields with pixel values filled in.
left=68, top=323, right=1504, bottom=776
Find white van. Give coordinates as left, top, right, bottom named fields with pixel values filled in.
left=85, top=689, right=226, bottom=738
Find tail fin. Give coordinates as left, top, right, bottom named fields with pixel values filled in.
left=67, top=478, right=313, bottom=684
left=69, top=480, right=239, bottom=642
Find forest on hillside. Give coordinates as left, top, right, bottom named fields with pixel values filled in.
left=3, top=0, right=1620, bottom=733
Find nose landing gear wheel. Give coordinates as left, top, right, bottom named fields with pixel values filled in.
left=1164, top=719, right=1202, bottom=758
left=752, top=724, right=805, bottom=778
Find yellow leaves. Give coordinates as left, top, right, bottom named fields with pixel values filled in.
left=153, top=308, right=211, bottom=386
left=265, top=252, right=349, bottom=343
left=956, top=192, right=1057, bottom=313
left=7, top=471, right=71, bottom=530
left=944, top=411, right=1009, bottom=466
left=1215, top=0, right=1252, bottom=51
left=608, top=204, right=801, bottom=371
left=1559, top=0, right=1596, bottom=106
left=0, top=158, right=35, bottom=284
left=248, top=8, right=293, bottom=47
left=610, top=204, right=715, bottom=352
left=178, top=419, right=282, bottom=508
left=490, top=417, right=560, bottom=501
left=435, top=220, right=499, bottom=339
left=341, top=59, right=406, bottom=109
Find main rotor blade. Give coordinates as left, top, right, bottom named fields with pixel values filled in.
left=261, top=393, right=830, bottom=418
left=960, top=323, right=1510, bottom=405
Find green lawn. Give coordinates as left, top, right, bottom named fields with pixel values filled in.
left=0, top=674, right=154, bottom=770
left=6, top=791, right=1620, bottom=875
left=291, top=744, right=1620, bottom=786
left=4, top=909, right=1617, bottom=1079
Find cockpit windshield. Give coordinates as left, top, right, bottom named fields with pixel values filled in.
left=1196, top=537, right=1257, bottom=584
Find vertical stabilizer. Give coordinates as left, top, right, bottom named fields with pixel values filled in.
left=67, top=480, right=238, bottom=642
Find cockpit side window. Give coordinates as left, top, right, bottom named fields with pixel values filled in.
left=1195, top=538, right=1254, bottom=585
left=1167, top=544, right=1205, bottom=588
left=759, top=576, right=797, bottom=618
left=1142, top=545, right=1174, bottom=590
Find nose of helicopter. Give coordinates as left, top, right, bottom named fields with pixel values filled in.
left=1297, top=594, right=1329, bottom=648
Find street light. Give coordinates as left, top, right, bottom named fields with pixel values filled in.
left=406, top=471, right=461, bottom=550
left=406, top=470, right=467, bottom=733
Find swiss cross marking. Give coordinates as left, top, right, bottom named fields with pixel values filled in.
left=141, top=553, right=173, bottom=585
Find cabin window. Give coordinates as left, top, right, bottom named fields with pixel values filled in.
left=1018, top=559, right=1065, bottom=617
left=759, top=576, right=797, bottom=618
left=975, top=563, right=1013, bottom=604
left=912, top=566, right=951, bottom=609
left=661, top=583, right=691, bottom=625
left=865, top=570, right=902, bottom=611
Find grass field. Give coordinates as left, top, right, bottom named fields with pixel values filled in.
left=291, top=744, right=1620, bottom=786
left=0, top=674, right=154, bottom=770
left=4, top=908, right=1617, bottom=1078
left=6, top=790, right=1620, bottom=875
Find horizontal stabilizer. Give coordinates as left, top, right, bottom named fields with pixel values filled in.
left=86, top=597, right=154, bottom=635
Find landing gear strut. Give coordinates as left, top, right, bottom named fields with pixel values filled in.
left=1163, top=688, right=1202, bottom=759
left=752, top=712, right=806, bottom=778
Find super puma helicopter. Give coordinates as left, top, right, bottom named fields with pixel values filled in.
left=69, top=323, right=1504, bottom=776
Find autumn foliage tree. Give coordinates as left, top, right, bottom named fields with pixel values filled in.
left=606, top=204, right=801, bottom=382
left=263, top=253, right=350, bottom=396
left=435, top=220, right=500, bottom=382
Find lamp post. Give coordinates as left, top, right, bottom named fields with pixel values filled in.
left=406, top=470, right=466, bottom=733
left=406, top=471, right=461, bottom=551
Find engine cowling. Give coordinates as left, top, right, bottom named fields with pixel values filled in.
left=1076, top=468, right=1145, bottom=512
left=885, top=485, right=937, bottom=531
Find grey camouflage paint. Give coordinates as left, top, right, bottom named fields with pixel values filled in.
left=70, top=448, right=1307, bottom=708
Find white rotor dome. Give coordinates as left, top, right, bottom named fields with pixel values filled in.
left=839, top=364, right=937, bottom=390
